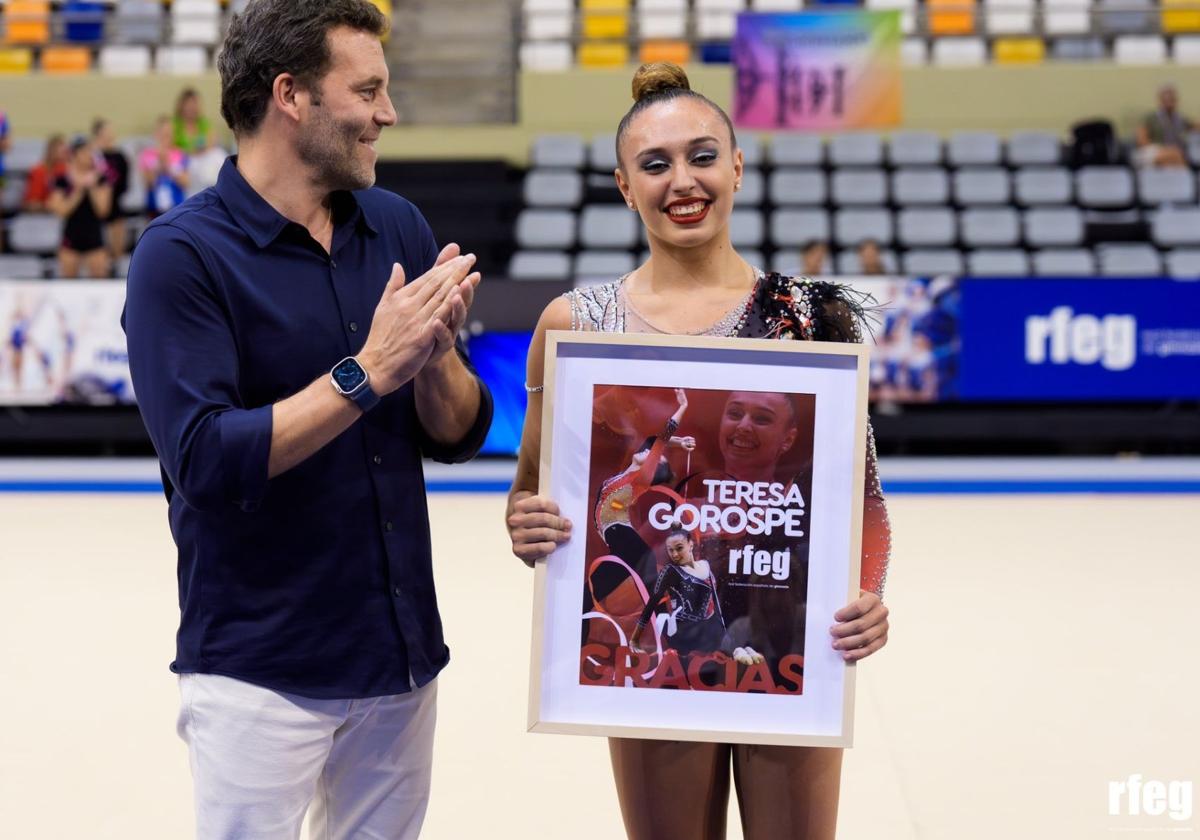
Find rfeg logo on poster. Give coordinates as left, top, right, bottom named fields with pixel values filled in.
left=956, top=278, right=1200, bottom=400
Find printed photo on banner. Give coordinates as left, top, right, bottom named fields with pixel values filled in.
left=0, top=280, right=133, bottom=406
left=733, top=11, right=902, bottom=131
left=843, top=276, right=962, bottom=402
left=580, top=384, right=816, bottom=697
left=530, top=332, right=869, bottom=746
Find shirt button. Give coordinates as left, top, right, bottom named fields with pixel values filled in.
left=385, top=520, right=394, bottom=532
left=349, top=321, right=358, bottom=333
left=331, top=259, right=338, bottom=269
left=393, top=585, right=402, bottom=598
left=373, top=454, right=382, bottom=465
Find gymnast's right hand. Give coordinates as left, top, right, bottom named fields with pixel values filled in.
left=507, top=492, right=573, bottom=567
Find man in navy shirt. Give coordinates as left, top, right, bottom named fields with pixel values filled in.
left=122, top=2, right=492, bottom=837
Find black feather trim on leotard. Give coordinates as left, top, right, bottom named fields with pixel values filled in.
left=737, top=272, right=878, bottom=343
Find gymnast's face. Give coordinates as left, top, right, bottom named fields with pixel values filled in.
left=295, top=26, right=397, bottom=192
left=718, top=392, right=798, bottom=478
left=665, top=534, right=694, bottom=566
left=614, top=97, right=743, bottom=254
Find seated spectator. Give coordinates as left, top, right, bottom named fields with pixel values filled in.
left=48, top=137, right=113, bottom=279
left=1134, top=84, right=1193, bottom=168
left=170, top=88, right=228, bottom=195
left=92, top=118, right=130, bottom=259
left=23, top=134, right=69, bottom=212
left=801, top=239, right=829, bottom=277
left=139, top=116, right=189, bottom=218
left=173, top=87, right=212, bottom=154
left=858, top=238, right=887, bottom=275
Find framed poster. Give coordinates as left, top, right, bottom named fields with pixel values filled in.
left=528, top=331, right=870, bottom=747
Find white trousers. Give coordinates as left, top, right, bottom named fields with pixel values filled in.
left=177, top=673, right=437, bottom=840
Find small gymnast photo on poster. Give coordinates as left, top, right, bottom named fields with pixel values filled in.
left=579, top=384, right=816, bottom=697
left=529, top=331, right=870, bottom=747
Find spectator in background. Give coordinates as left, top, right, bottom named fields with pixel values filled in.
left=92, top=118, right=130, bottom=260
left=1135, top=83, right=1193, bottom=168
left=801, top=238, right=828, bottom=276
left=172, top=87, right=212, bottom=154
left=48, top=137, right=112, bottom=278
left=139, top=116, right=189, bottom=218
left=23, top=134, right=69, bottom=212
left=0, top=110, right=9, bottom=250
left=857, top=238, right=887, bottom=275
left=0, top=109, right=9, bottom=185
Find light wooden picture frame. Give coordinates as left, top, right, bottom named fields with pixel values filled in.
left=529, top=331, right=869, bottom=747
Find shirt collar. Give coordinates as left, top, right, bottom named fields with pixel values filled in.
left=216, top=156, right=378, bottom=249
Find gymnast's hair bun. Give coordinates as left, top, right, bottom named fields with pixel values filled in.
left=631, top=62, right=691, bottom=102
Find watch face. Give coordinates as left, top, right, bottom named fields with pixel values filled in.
left=332, top=358, right=367, bottom=394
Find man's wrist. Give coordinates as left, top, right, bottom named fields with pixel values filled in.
left=355, top=351, right=393, bottom=396
left=417, top=345, right=458, bottom=384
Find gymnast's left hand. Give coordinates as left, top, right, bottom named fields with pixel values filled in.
left=829, top=590, right=889, bottom=661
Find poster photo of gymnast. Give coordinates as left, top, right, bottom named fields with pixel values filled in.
left=579, top=383, right=816, bottom=696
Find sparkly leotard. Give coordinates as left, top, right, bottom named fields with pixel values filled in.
left=635, top=563, right=726, bottom=656
left=566, top=270, right=891, bottom=598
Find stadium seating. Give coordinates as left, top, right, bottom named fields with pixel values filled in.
left=511, top=129, right=1200, bottom=281
left=0, top=0, right=1198, bottom=72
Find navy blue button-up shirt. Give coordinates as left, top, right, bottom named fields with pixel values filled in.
left=122, top=157, right=493, bottom=699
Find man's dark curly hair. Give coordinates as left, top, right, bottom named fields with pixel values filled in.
left=217, top=0, right=388, bottom=137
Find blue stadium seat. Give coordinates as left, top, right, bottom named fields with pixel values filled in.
left=897, top=208, right=956, bottom=247
left=961, top=208, right=1021, bottom=247
left=1032, top=248, right=1096, bottom=275
left=1024, top=207, right=1085, bottom=247
left=903, top=249, right=965, bottom=275
left=509, top=251, right=572, bottom=281
left=770, top=209, right=830, bottom=247
left=831, top=169, right=889, bottom=205
left=968, top=249, right=1031, bottom=276
left=887, top=131, right=942, bottom=166
left=834, top=208, right=893, bottom=246
left=892, top=168, right=951, bottom=205
left=768, top=170, right=827, bottom=206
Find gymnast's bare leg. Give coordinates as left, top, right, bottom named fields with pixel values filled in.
left=609, top=738, right=732, bottom=840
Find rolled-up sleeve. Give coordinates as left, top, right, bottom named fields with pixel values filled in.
left=404, top=197, right=493, bottom=464
left=122, top=224, right=272, bottom=512
left=417, top=339, right=494, bottom=464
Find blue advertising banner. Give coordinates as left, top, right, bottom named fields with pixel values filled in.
left=957, top=278, right=1200, bottom=400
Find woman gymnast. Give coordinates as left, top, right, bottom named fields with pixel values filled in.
left=507, top=62, right=891, bottom=840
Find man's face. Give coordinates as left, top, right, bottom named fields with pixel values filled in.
left=718, top=391, right=798, bottom=477
left=1160, top=87, right=1178, bottom=112
left=295, top=26, right=397, bottom=192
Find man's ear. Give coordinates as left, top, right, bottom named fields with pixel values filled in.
left=271, top=73, right=307, bottom=125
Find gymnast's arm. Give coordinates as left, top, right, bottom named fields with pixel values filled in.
left=631, top=566, right=674, bottom=652
left=506, top=297, right=575, bottom=566
left=821, top=295, right=892, bottom=661
left=629, top=389, right=688, bottom=491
